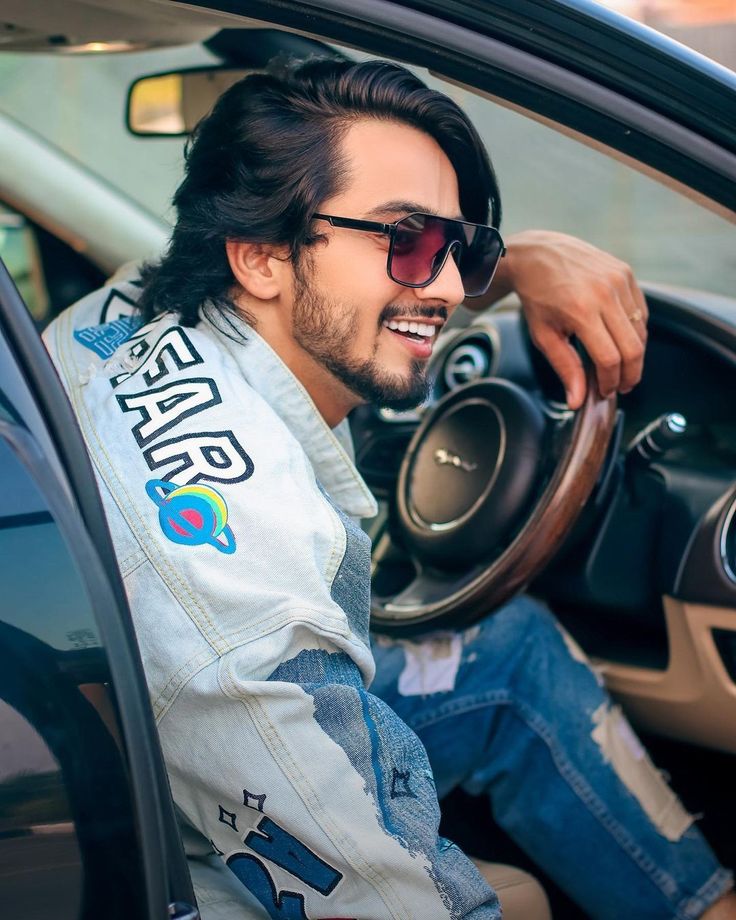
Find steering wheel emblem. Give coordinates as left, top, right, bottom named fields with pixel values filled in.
left=434, top=447, right=478, bottom=472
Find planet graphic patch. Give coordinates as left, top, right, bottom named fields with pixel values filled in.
left=146, top=480, right=236, bottom=554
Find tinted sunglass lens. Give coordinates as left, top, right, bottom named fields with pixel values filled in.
left=391, top=214, right=449, bottom=286
left=457, top=228, right=503, bottom=297
left=389, top=214, right=503, bottom=295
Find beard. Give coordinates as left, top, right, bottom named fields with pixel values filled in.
left=291, top=268, right=432, bottom=412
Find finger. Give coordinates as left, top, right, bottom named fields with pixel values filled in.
left=529, top=324, right=586, bottom=409
left=601, top=297, right=646, bottom=393
left=573, top=315, right=622, bottom=399
left=626, top=274, right=649, bottom=343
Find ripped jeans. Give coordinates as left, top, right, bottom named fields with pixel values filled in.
left=370, top=596, right=733, bottom=920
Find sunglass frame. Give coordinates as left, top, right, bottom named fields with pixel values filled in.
left=312, top=212, right=505, bottom=297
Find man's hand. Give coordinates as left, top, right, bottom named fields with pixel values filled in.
left=474, top=230, right=648, bottom=410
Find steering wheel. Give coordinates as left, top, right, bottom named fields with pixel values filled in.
left=370, top=364, right=616, bottom=635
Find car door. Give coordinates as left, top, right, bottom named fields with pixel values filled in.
left=0, top=254, right=198, bottom=919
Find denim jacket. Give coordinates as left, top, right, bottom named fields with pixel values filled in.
left=44, top=281, right=500, bottom=920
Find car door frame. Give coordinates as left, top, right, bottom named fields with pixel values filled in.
left=0, top=255, right=198, bottom=919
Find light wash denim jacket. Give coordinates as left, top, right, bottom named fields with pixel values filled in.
left=44, top=281, right=501, bottom=920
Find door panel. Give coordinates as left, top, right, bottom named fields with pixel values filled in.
left=0, top=257, right=197, bottom=918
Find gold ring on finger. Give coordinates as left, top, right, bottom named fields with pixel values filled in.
left=627, top=309, right=643, bottom=324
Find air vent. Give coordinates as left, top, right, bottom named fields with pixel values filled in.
left=441, top=329, right=497, bottom=392
left=719, top=492, right=736, bottom=583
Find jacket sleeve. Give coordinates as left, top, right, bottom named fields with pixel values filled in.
left=159, top=639, right=502, bottom=920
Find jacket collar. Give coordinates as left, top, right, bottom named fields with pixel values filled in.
left=205, top=312, right=378, bottom=520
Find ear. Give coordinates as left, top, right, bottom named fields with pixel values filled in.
left=225, top=240, right=291, bottom=301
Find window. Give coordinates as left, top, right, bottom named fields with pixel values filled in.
left=426, top=71, right=736, bottom=298
left=0, top=205, right=48, bottom=321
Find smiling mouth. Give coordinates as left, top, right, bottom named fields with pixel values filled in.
left=382, top=318, right=440, bottom=343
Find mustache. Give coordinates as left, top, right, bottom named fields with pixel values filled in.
left=379, top=304, right=448, bottom=324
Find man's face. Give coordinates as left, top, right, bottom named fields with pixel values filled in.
left=287, top=119, right=466, bottom=417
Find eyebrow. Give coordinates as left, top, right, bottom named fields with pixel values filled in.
left=362, top=199, right=465, bottom=222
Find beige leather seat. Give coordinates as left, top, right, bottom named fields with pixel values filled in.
left=474, top=860, right=552, bottom=920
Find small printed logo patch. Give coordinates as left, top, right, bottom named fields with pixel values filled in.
left=74, top=315, right=142, bottom=359
left=146, top=479, right=236, bottom=554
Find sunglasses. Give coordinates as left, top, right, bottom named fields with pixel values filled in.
left=312, top=212, right=505, bottom=298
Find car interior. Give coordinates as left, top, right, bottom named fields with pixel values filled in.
left=1, top=2, right=735, bottom=917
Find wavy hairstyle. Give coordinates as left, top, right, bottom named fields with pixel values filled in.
left=137, top=58, right=501, bottom=326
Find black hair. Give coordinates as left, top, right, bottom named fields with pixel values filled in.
left=138, top=57, right=501, bottom=326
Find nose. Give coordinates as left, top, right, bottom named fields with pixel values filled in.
left=415, top=242, right=465, bottom=307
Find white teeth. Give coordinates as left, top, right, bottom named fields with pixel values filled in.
left=383, top=319, right=439, bottom=338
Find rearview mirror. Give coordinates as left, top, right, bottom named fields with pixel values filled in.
left=127, top=68, right=251, bottom=136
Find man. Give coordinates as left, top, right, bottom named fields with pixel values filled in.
left=44, top=59, right=735, bottom=919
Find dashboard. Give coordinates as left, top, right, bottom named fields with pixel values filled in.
left=354, top=284, right=736, bottom=690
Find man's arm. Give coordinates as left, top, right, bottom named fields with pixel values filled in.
left=468, top=230, right=648, bottom=409
left=162, top=643, right=503, bottom=920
